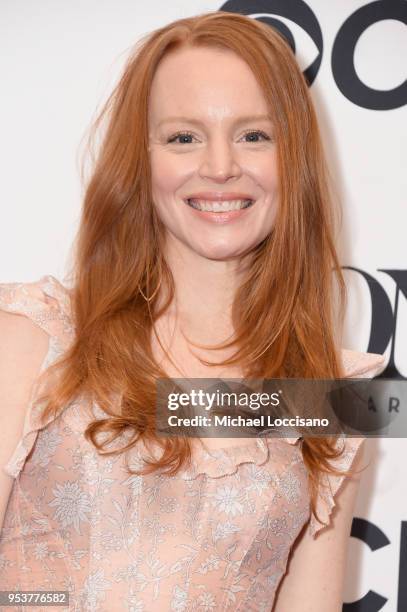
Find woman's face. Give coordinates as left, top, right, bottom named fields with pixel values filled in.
left=148, top=46, right=279, bottom=261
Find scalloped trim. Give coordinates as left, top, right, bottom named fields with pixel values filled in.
left=39, top=275, right=76, bottom=349
left=39, top=275, right=73, bottom=321
left=180, top=438, right=271, bottom=480
left=308, top=436, right=366, bottom=537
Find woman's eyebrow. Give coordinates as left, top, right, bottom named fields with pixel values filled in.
left=157, top=114, right=273, bottom=127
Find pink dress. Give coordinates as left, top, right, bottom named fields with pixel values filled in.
left=0, top=276, right=386, bottom=611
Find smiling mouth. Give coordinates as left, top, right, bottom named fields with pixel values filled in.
left=185, top=198, right=255, bottom=212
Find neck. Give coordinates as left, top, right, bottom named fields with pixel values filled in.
left=160, top=238, right=251, bottom=342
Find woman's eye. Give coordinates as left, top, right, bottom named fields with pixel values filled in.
left=166, top=129, right=271, bottom=145
left=241, top=130, right=271, bottom=143
left=167, top=132, right=195, bottom=144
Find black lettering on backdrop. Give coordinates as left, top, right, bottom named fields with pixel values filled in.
left=219, top=0, right=323, bottom=84
left=220, top=0, right=407, bottom=109
left=397, top=521, right=407, bottom=612
left=346, top=519, right=407, bottom=611
left=345, top=518, right=389, bottom=611
left=345, top=267, right=407, bottom=379
left=332, top=0, right=407, bottom=110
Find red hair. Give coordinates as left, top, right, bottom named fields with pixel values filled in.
left=35, top=11, right=358, bottom=529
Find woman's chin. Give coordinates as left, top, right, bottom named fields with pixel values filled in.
left=189, top=242, right=255, bottom=262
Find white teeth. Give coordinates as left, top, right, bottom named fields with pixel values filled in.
left=187, top=199, right=253, bottom=212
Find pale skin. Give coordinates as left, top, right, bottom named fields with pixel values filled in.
left=147, top=45, right=364, bottom=611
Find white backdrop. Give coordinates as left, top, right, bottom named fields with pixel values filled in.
left=1, top=2, right=406, bottom=609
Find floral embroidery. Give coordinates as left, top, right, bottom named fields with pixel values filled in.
left=211, top=485, right=245, bottom=517
left=0, top=276, right=386, bottom=610
left=48, top=481, right=92, bottom=534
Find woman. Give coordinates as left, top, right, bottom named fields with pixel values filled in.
left=0, top=11, right=385, bottom=611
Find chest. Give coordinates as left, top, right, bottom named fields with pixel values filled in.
left=150, top=315, right=245, bottom=379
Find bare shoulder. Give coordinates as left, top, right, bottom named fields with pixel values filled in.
left=0, top=309, right=50, bottom=390
left=0, top=310, right=50, bottom=531
left=272, top=442, right=366, bottom=611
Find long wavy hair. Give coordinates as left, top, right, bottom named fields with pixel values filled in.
left=35, top=11, right=360, bottom=530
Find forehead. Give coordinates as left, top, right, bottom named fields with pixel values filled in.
left=148, top=46, right=269, bottom=120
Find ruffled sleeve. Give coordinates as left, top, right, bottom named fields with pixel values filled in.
left=0, top=275, right=74, bottom=478
left=306, top=348, right=386, bottom=537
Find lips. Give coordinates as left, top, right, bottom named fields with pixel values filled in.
left=186, top=198, right=254, bottom=212
left=183, top=191, right=256, bottom=214
left=184, top=192, right=255, bottom=201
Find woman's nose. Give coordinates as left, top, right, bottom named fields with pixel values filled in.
left=198, top=137, right=242, bottom=181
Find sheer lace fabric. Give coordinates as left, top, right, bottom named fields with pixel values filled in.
left=0, top=276, right=386, bottom=611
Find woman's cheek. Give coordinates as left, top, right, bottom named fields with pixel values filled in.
left=151, top=151, right=193, bottom=191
